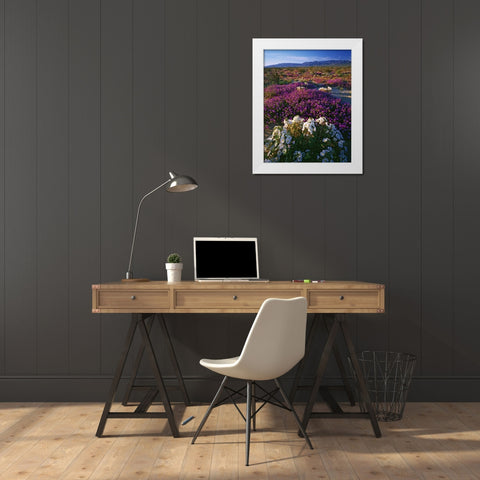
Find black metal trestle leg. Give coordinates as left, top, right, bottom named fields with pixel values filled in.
left=325, top=314, right=356, bottom=407
left=96, top=316, right=138, bottom=437
left=122, top=313, right=190, bottom=407
left=122, top=314, right=154, bottom=406
left=96, top=314, right=180, bottom=438
left=300, top=315, right=382, bottom=439
left=340, top=321, right=381, bottom=438
left=290, top=313, right=355, bottom=408
left=289, top=314, right=320, bottom=403
left=300, top=318, right=340, bottom=431
left=158, top=313, right=191, bottom=405
left=138, top=318, right=179, bottom=437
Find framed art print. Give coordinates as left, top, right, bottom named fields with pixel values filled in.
left=252, top=38, right=362, bottom=174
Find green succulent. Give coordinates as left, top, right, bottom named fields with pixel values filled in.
left=166, top=252, right=182, bottom=263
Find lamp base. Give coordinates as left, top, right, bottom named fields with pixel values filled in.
left=121, top=278, right=150, bottom=282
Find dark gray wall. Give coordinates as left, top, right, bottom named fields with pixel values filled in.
left=1, top=0, right=479, bottom=401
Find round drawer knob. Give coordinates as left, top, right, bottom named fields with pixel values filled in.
left=339, top=295, right=344, bottom=300
left=131, top=295, right=136, bottom=300
left=233, top=295, right=238, bottom=300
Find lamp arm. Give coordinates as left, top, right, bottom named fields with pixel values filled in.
left=126, top=177, right=172, bottom=278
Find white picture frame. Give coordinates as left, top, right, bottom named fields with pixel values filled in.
left=252, top=38, right=363, bottom=174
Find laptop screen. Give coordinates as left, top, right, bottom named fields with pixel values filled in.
left=194, top=237, right=259, bottom=280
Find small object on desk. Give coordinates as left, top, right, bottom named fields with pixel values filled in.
left=182, top=415, right=194, bottom=426
left=292, top=279, right=324, bottom=283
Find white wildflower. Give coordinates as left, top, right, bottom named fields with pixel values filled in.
left=302, top=118, right=316, bottom=136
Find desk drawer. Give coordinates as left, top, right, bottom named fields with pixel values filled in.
left=175, top=289, right=303, bottom=310
left=308, top=289, right=381, bottom=309
left=97, top=290, right=169, bottom=309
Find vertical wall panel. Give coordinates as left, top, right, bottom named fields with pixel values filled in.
left=164, top=0, right=197, bottom=278
left=162, top=0, right=200, bottom=384
left=356, top=0, right=389, bottom=350
left=226, top=0, right=261, bottom=366
left=388, top=0, right=422, bottom=359
left=0, top=0, right=5, bottom=375
left=323, top=0, right=357, bottom=281
left=421, top=0, right=454, bottom=375
left=132, top=0, right=165, bottom=280
left=100, top=0, right=133, bottom=374
left=4, top=0, right=37, bottom=374
left=323, top=0, right=358, bottom=347
left=36, top=0, right=69, bottom=374
left=453, top=0, right=480, bottom=375
left=131, top=0, right=167, bottom=379
left=196, top=0, right=229, bottom=236
left=292, top=0, right=327, bottom=282
left=228, top=0, right=261, bottom=238
left=69, top=0, right=101, bottom=374
left=188, top=0, right=232, bottom=382
left=259, top=0, right=294, bottom=281
left=291, top=0, right=338, bottom=380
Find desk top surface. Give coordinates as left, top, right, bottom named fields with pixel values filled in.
left=94, top=280, right=384, bottom=289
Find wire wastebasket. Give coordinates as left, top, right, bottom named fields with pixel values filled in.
left=350, top=351, right=416, bottom=421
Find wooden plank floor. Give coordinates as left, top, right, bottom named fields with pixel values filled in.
left=0, top=401, right=480, bottom=479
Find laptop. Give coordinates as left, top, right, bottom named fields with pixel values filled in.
left=193, top=237, right=268, bottom=281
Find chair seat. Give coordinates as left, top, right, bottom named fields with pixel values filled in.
left=201, top=356, right=270, bottom=380
left=200, top=355, right=289, bottom=381
left=200, top=356, right=239, bottom=369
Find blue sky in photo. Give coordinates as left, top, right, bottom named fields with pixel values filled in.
left=264, top=49, right=351, bottom=66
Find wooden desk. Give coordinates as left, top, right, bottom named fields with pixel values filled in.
left=92, top=280, right=385, bottom=437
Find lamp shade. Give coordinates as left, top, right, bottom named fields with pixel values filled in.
left=166, top=171, right=198, bottom=192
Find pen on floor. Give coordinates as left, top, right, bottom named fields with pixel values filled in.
left=181, top=415, right=194, bottom=426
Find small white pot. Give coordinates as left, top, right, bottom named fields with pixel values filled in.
left=165, top=263, right=183, bottom=283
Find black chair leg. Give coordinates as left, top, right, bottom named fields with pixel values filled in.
left=191, top=376, right=228, bottom=444
left=246, top=380, right=252, bottom=466
left=192, top=377, right=313, bottom=467
left=275, top=378, right=314, bottom=450
left=252, top=381, right=256, bottom=431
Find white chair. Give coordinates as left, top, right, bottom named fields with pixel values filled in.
left=191, top=297, right=313, bottom=466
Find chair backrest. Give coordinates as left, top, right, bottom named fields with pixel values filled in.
left=234, top=297, right=308, bottom=381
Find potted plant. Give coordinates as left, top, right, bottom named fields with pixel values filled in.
left=165, top=253, right=183, bottom=283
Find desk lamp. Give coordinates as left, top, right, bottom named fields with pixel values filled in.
left=123, top=171, right=198, bottom=282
